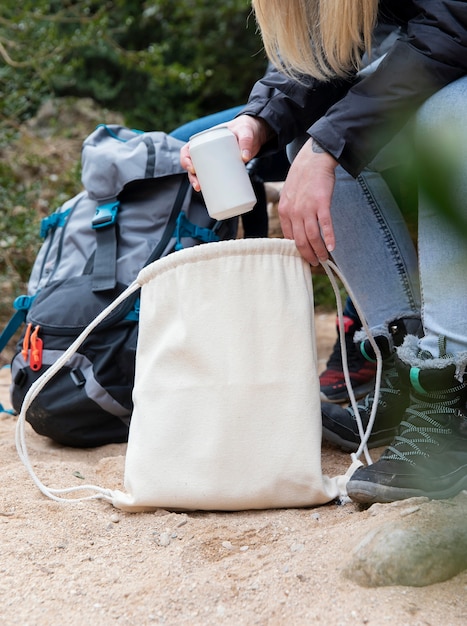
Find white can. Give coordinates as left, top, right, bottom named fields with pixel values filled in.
left=189, top=126, right=257, bottom=220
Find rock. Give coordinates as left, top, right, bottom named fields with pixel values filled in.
left=343, top=493, right=467, bottom=587
left=157, top=532, right=171, bottom=547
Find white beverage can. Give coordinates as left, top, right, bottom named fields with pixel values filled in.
left=189, top=126, right=257, bottom=220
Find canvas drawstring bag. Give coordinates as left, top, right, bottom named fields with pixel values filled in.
left=15, top=238, right=382, bottom=511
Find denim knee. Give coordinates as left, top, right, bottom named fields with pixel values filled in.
left=415, top=76, right=467, bottom=134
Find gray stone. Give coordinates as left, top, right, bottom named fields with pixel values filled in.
left=343, top=492, right=467, bottom=587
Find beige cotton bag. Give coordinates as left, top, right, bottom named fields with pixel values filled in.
left=16, top=238, right=371, bottom=511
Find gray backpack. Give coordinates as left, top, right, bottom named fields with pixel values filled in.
left=3, top=124, right=238, bottom=447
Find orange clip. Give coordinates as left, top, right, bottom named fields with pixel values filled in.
left=30, top=325, right=43, bottom=372
left=22, top=323, right=33, bottom=362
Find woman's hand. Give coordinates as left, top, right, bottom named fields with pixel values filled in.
left=180, top=115, right=272, bottom=191
left=279, top=138, right=338, bottom=266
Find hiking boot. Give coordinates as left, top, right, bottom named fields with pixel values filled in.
left=321, top=317, right=423, bottom=450
left=319, top=316, right=376, bottom=403
left=321, top=353, right=409, bottom=451
left=347, top=336, right=467, bottom=504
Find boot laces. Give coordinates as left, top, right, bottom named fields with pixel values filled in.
left=349, top=359, right=399, bottom=417
left=380, top=385, right=463, bottom=465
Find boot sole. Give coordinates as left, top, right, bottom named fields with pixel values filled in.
left=347, top=477, right=467, bottom=504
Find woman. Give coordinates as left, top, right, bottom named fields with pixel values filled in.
left=181, top=0, right=467, bottom=504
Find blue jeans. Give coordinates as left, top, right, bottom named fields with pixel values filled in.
left=328, top=76, right=467, bottom=363
left=169, top=106, right=244, bottom=142
left=415, top=77, right=467, bottom=362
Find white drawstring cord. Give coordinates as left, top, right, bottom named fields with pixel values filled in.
left=15, top=280, right=141, bottom=503
left=320, top=260, right=383, bottom=467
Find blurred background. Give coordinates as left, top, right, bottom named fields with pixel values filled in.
left=0, top=0, right=268, bottom=328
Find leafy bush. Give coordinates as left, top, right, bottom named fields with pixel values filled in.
left=0, top=132, right=80, bottom=322
left=0, top=1, right=266, bottom=135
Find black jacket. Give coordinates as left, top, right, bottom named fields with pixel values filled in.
left=240, top=0, right=467, bottom=177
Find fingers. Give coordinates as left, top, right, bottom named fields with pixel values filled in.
left=278, top=176, right=336, bottom=266
left=226, top=115, right=266, bottom=163
left=180, top=116, right=264, bottom=192
left=316, top=208, right=336, bottom=254
left=238, top=130, right=257, bottom=161
left=279, top=199, right=329, bottom=267
left=277, top=140, right=337, bottom=265
left=180, top=143, right=201, bottom=191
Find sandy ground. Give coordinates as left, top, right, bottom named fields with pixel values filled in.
left=1, top=307, right=466, bottom=626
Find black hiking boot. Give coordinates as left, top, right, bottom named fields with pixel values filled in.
left=321, top=353, right=409, bottom=451
left=347, top=336, right=467, bottom=504
left=321, top=317, right=423, bottom=451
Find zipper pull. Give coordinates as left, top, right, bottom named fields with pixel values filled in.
left=30, top=325, right=43, bottom=372
left=22, top=323, right=33, bottom=362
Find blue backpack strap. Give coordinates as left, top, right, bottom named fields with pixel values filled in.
left=91, top=200, right=120, bottom=292
left=0, top=403, right=15, bottom=415
left=0, top=295, right=36, bottom=353
left=40, top=208, right=72, bottom=239
left=174, top=212, right=220, bottom=251
left=124, top=297, right=140, bottom=322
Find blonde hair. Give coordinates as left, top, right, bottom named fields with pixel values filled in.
left=252, top=0, right=378, bottom=81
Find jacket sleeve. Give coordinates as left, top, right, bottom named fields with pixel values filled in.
left=239, top=66, right=354, bottom=153
left=310, top=0, right=467, bottom=177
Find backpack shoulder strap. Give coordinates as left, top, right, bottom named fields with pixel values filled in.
left=0, top=295, right=36, bottom=353
left=91, top=200, right=120, bottom=292
left=90, top=177, right=191, bottom=292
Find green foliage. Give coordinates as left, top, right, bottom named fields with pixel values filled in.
left=0, top=164, right=37, bottom=278
left=0, top=1, right=266, bottom=134
left=0, top=128, right=83, bottom=324
left=0, top=162, right=41, bottom=322
left=312, top=272, right=346, bottom=312
left=416, top=123, right=467, bottom=234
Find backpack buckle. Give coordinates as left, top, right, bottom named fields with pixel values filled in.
left=92, top=201, right=119, bottom=229
left=13, top=294, right=35, bottom=312
left=174, top=211, right=220, bottom=250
